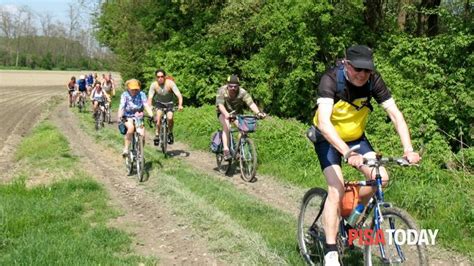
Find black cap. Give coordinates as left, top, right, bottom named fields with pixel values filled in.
left=346, top=45, right=375, bottom=70
left=227, top=74, right=240, bottom=85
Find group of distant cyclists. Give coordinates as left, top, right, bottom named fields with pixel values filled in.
left=68, top=45, right=422, bottom=266
left=67, top=72, right=116, bottom=115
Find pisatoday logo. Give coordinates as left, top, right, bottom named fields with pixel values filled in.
left=348, top=229, right=439, bottom=246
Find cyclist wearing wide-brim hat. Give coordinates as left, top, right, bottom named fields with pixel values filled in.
left=216, top=74, right=266, bottom=161
left=312, top=45, right=421, bottom=265
left=117, top=79, right=154, bottom=157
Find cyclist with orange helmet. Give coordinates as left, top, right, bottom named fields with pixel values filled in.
left=117, top=79, right=153, bottom=157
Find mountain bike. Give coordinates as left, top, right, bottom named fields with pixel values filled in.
left=216, top=114, right=260, bottom=182
left=94, top=101, right=106, bottom=130
left=297, top=145, right=428, bottom=265
left=123, top=112, right=146, bottom=182
left=152, top=106, right=178, bottom=157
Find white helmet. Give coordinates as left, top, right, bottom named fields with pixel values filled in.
left=79, top=75, right=85, bottom=79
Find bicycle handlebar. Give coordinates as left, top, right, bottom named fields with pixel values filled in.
left=343, top=144, right=415, bottom=167
left=228, top=113, right=266, bottom=121
left=152, top=106, right=179, bottom=112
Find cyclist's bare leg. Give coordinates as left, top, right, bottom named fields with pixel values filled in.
left=357, top=151, right=389, bottom=205
left=167, top=111, right=173, bottom=132
left=124, top=119, right=135, bottom=150
left=93, top=101, right=98, bottom=114
left=68, top=92, right=73, bottom=106
left=218, top=113, right=232, bottom=152
left=322, top=165, right=345, bottom=245
left=155, top=109, right=164, bottom=136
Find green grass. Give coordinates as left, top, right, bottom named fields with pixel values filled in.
left=15, top=122, right=76, bottom=169
left=0, top=120, right=156, bottom=265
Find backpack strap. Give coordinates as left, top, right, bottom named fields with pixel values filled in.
left=336, top=64, right=346, bottom=95
left=335, top=64, right=373, bottom=112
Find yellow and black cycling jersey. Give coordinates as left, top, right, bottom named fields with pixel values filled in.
left=313, top=67, right=392, bottom=142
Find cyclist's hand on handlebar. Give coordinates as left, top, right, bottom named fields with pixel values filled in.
left=403, top=151, right=421, bottom=164
left=347, top=152, right=364, bottom=169
left=257, top=112, right=266, bottom=119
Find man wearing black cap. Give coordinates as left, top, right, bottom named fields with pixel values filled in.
left=216, top=74, right=266, bottom=160
left=311, top=45, right=420, bottom=265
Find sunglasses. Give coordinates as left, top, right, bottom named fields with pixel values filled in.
left=348, top=63, right=372, bottom=73
left=228, top=84, right=239, bottom=89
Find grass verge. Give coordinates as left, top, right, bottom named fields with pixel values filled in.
left=0, top=120, right=156, bottom=265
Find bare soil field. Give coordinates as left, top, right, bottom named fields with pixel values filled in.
left=0, top=70, right=121, bottom=181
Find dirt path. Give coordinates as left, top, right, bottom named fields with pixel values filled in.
left=48, top=103, right=221, bottom=264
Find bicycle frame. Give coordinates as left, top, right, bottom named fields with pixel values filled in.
left=338, top=156, right=409, bottom=264
left=153, top=106, right=177, bottom=154
left=227, top=128, right=249, bottom=160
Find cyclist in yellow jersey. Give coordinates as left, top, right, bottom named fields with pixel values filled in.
left=312, top=45, right=421, bottom=265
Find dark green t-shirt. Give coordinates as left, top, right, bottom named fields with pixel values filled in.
left=216, top=85, right=254, bottom=114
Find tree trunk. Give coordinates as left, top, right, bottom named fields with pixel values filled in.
left=364, top=0, right=384, bottom=32
left=426, top=0, right=441, bottom=36
left=417, top=0, right=441, bottom=36
left=397, top=0, right=411, bottom=31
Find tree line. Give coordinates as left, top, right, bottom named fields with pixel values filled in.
left=96, top=0, right=472, bottom=170
left=0, top=1, right=114, bottom=70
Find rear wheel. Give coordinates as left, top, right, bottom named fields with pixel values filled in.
left=136, top=135, right=145, bottom=182
left=364, top=207, right=428, bottom=266
left=216, top=152, right=232, bottom=174
left=297, top=187, right=328, bottom=266
left=239, top=138, right=257, bottom=182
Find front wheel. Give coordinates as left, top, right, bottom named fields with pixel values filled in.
left=239, top=138, right=257, bottom=182
left=78, top=98, right=84, bottom=112
left=136, top=134, right=145, bottom=182
left=105, top=106, right=111, bottom=124
left=160, top=122, right=168, bottom=156
left=297, top=188, right=328, bottom=266
left=125, top=139, right=134, bottom=175
left=364, top=207, right=428, bottom=266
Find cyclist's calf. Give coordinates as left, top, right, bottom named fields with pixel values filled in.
left=124, top=119, right=135, bottom=135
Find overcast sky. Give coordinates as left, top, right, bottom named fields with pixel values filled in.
left=0, top=0, right=85, bottom=26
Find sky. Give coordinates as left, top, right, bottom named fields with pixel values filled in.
left=0, top=0, right=80, bottom=25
